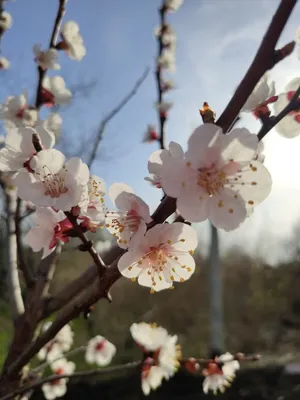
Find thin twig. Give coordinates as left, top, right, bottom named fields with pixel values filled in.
left=15, top=198, right=35, bottom=287
left=87, top=67, right=150, bottom=168
left=217, top=0, right=297, bottom=132
left=258, top=85, right=300, bottom=140
left=0, top=361, right=141, bottom=400
left=156, top=3, right=167, bottom=150
left=35, top=0, right=68, bottom=108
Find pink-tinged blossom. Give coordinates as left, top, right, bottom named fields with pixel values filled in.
left=0, top=126, right=55, bottom=173
left=41, top=76, right=72, bottom=107
left=0, top=11, right=12, bottom=31
left=118, top=222, right=197, bottom=292
left=33, top=44, right=60, bottom=70
left=146, top=141, right=184, bottom=188
left=164, top=0, right=183, bottom=12
left=14, top=149, right=89, bottom=211
left=0, top=56, right=10, bottom=69
left=241, top=73, right=276, bottom=113
left=161, top=79, right=175, bottom=92
left=42, top=358, right=75, bottom=400
left=130, top=322, right=169, bottom=352
left=139, top=329, right=181, bottom=395
left=60, top=21, right=86, bottom=61
left=25, top=207, right=72, bottom=259
left=0, top=92, right=38, bottom=128
left=202, top=353, right=240, bottom=394
left=85, top=335, right=116, bottom=366
left=78, top=175, right=106, bottom=230
left=161, top=124, right=272, bottom=230
left=143, top=124, right=159, bottom=143
left=155, top=101, right=173, bottom=118
left=273, top=78, right=300, bottom=138
left=38, top=323, right=74, bottom=361
left=105, top=183, right=152, bottom=249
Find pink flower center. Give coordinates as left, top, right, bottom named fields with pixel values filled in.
left=111, top=209, right=141, bottom=234
left=41, top=87, right=55, bottom=107
left=95, top=340, right=106, bottom=352
left=50, top=367, right=65, bottom=386
left=197, top=162, right=239, bottom=196
left=203, top=362, right=223, bottom=376
left=286, top=91, right=300, bottom=123
left=15, top=106, right=28, bottom=119
left=40, top=166, right=69, bottom=198
left=49, top=218, right=73, bottom=250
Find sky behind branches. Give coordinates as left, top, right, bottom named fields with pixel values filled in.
left=1, top=0, right=300, bottom=264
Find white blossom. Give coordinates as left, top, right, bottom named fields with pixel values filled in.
left=0, top=92, right=38, bottom=128
left=273, top=78, right=300, bottom=138
left=25, top=207, right=72, bottom=259
left=38, top=323, right=74, bottom=361
left=118, top=222, right=198, bottom=292
left=241, top=73, right=275, bottom=112
left=130, top=322, right=169, bottom=352
left=85, top=335, right=116, bottom=366
left=39, top=113, right=63, bottom=138
left=164, top=0, right=183, bottom=12
left=160, top=125, right=272, bottom=230
left=60, top=21, right=86, bottom=61
left=0, top=11, right=12, bottom=31
left=42, top=76, right=72, bottom=107
left=0, top=126, right=55, bottom=173
left=105, top=183, right=152, bottom=249
left=33, top=44, right=60, bottom=70
left=145, top=141, right=184, bottom=188
left=157, top=50, right=175, bottom=72
left=0, top=56, right=10, bottom=69
left=14, top=149, right=89, bottom=211
left=42, top=358, right=75, bottom=400
left=155, top=101, right=173, bottom=118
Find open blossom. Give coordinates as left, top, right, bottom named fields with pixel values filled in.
left=33, top=44, right=60, bottom=70
left=0, top=126, right=55, bottom=173
left=143, top=124, right=158, bottom=143
left=40, top=113, right=63, bottom=138
left=161, top=79, right=175, bottom=92
left=155, top=101, right=173, bottom=118
left=14, top=149, right=89, bottom=211
left=0, top=11, right=12, bottom=31
left=25, top=207, right=72, bottom=259
left=145, top=141, right=184, bottom=188
left=0, top=92, right=38, bottom=127
left=141, top=333, right=181, bottom=395
left=59, top=21, right=86, bottom=61
left=130, top=323, right=169, bottom=352
left=273, top=78, right=300, bottom=138
left=78, top=175, right=106, bottom=230
left=161, top=125, right=272, bottom=230
left=118, top=222, right=197, bottom=292
left=0, top=56, right=10, bottom=69
left=85, top=335, right=116, bottom=366
left=241, top=73, right=276, bottom=116
left=157, top=50, right=175, bottom=72
left=41, top=76, right=72, bottom=107
left=202, top=353, right=240, bottom=394
left=164, top=0, right=183, bottom=12
left=155, top=24, right=177, bottom=49
left=105, top=183, right=152, bottom=249
left=42, top=358, right=75, bottom=400
left=38, top=323, right=74, bottom=361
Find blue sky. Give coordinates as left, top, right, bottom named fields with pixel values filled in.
left=2, top=0, right=300, bottom=264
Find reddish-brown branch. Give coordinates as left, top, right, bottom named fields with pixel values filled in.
left=217, top=0, right=297, bottom=132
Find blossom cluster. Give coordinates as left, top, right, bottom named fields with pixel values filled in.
left=0, top=8, right=12, bottom=69
left=37, top=320, right=245, bottom=399
left=143, top=0, right=181, bottom=143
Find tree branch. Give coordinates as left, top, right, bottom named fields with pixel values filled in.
left=216, top=0, right=297, bottom=132
left=15, top=198, right=35, bottom=288
left=35, top=0, right=68, bottom=108
left=258, top=84, right=300, bottom=140
left=5, top=186, right=25, bottom=320
left=0, top=361, right=141, bottom=400
left=86, top=67, right=150, bottom=168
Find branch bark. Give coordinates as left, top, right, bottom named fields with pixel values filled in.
left=86, top=67, right=150, bottom=168
left=217, top=0, right=297, bottom=132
